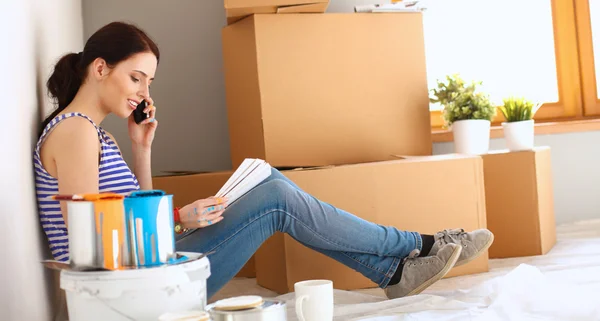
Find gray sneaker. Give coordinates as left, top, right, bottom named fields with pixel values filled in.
left=429, top=228, right=494, bottom=266
left=385, top=243, right=462, bottom=299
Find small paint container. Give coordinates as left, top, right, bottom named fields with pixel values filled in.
left=206, top=299, right=287, bottom=321
left=123, top=190, right=177, bottom=267
left=54, top=193, right=126, bottom=271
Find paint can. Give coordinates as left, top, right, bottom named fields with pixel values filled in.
left=123, top=190, right=176, bottom=267
left=55, top=193, right=126, bottom=271
left=60, top=251, right=211, bottom=321
left=205, top=299, right=287, bottom=321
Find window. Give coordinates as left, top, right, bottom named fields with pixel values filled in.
left=576, top=0, right=600, bottom=115
left=593, top=0, right=600, bottom=97
left=425, top=0, right=594, bottom=129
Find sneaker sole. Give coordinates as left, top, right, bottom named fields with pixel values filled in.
left=454, top=232, right=495, bottom=267
left=406, top=245, right=462, bottom=296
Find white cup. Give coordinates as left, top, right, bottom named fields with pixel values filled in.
left=294, top=280, right=333, bottom=321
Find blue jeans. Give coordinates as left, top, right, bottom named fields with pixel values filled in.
left=175, top=167, right=422, bottom=299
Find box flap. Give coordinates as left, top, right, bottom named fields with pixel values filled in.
left=224, top=0, right=328, bottom=10
left=154, top=170, right=234, bottom=178
left=284, top=165, right=336, bottom=172
left=156, top=170, right=210, bottom=177
left=224, top=0, right=329, bottom=23
left=225, top=6, right=283, bottom=18
left=277, top=2, right=330, bottom=13
left=390, top=153, right=481, bottom=162
left=284, top=154, right=481, bottom=173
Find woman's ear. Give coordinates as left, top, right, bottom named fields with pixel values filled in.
left=91, top=57, right=110, bottom=80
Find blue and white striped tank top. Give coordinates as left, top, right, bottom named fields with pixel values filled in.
left=33, top=112, right=140, bottom=261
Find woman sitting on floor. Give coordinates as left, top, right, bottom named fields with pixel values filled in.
left=34, top=21, right=494, bottom=300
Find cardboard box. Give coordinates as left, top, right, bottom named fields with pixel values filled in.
left=482, top=147, right=556, bottom=258
left=255, top=155, right=489, bottom=293
left=153, top=171, right=256, bottom=278
left=222, top=13, right=432, bottom=168
left=224, top=0, right=330, bottom=25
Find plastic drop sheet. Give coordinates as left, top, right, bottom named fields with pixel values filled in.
left=215, top=220, right=600, bottom=320
left=278, top=262, right=600, bottom=320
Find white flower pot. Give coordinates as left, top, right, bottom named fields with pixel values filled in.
left=502, top=119, right=534, bottom=151
left=451, top=119, right=491, bottom=155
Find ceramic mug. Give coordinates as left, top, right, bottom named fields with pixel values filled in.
left=294, top=280, right=333, bottom=321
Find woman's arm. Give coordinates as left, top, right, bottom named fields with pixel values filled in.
left=43, top=118, right=101, bottom=226
left=125, top=99, right=158, bottom=191
left=132, top=144, right=153, bottom=190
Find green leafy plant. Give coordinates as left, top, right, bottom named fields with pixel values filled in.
left=499, top=97, right=540, bottom=122
left=430, top=74, right=496, bottom=127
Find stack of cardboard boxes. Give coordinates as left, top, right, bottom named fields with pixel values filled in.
left=154, top=0, right=556, bottom=294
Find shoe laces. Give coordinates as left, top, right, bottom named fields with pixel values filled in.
left=401, top=248, right=421, bottom=265
left=436, top=228, right=467, bottom=246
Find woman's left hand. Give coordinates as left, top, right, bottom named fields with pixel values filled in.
left=128, top=97, right=158, bottom=149
left=179, top=197, right=229, bottom=229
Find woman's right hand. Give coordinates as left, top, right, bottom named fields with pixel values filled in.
left=179, top=197, right=228, bottom=229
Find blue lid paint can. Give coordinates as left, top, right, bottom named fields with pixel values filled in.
left=124, top=190, right=176, bottom=267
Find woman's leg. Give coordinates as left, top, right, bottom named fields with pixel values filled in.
left=176, top=167, right=422, bottom=298
left=257, top=168, right=493, bottom=270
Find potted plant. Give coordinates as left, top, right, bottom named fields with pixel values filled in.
left=499, top=97, right=541, bottom=151
left=430, top=74, right=496, bottom=155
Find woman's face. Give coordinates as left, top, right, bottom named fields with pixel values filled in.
left=97, top=52, right=158, bottom=118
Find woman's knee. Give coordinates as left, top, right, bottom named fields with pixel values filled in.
left=268, top=166, right=286, bottom=180
left=261, top=179, right=296, bottom=204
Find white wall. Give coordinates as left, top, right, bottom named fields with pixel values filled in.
left=435, top=134, right=600, bottom=224
left=0, top=1, right=83, bottom=320
left=82, top=0, right=232, bottom=175
left=81, top=0, right=600, bottom=225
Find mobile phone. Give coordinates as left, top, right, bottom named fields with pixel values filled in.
left=133, top=99, right=149, bottom=124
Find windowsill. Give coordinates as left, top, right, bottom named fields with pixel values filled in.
left=431, top=118, right=600, bottom=143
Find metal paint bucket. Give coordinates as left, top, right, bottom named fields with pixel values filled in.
left=55, top=193, right=126, bottom=271
left=206, top=299, right=287, bottom=321
left=123, top=190, right=176, bottom=267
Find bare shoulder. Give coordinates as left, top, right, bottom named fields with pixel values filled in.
left=41, top=116, right=100, bottom=177
left=45, top=116, right=99, bottom=149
